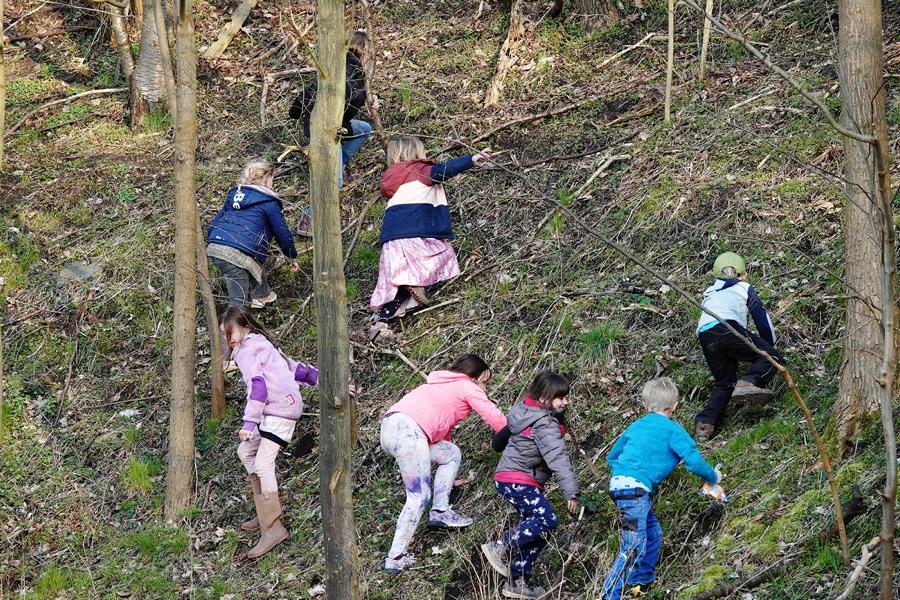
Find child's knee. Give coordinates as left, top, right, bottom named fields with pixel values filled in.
left=546, top=511, right=559, bottom=531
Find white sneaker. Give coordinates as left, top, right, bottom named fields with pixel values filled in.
left=250, top=292, right=277, bottom=309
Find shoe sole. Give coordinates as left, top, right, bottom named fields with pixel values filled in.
left=427, top=519, right=472, bottom=528
left=501, top=589, right=546, bottom=599
left=731, top=390, right=775, bottom=405
left=480, top=543, right=510, bottom=577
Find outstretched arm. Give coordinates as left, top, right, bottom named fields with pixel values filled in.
left=747, top=286, right=776, bottom=345
left=670, top=427, right=718, bottom=485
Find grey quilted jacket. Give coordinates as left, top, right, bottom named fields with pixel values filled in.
left=494, top=400, right=580, bottom=499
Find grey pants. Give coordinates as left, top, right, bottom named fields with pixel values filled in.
left=210, top=257, right=272, bottom=307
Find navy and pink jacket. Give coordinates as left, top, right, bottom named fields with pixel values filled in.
left=234, top=333, right=318, bottom=432
left=378, top=155, right=476, bottom=244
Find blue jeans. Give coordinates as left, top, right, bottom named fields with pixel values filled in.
left=495, top=482, right=559, bottom=578
left=338, top=119, right=372, bottom=188
left=601, top=493, right=662, bottom=600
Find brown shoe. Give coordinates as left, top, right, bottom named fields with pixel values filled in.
left=240, top=474, right=262, bottom=531
left=247, top=491, right=289, bottom=559
left=694, top=421, right=715, bottom=443
left=731, top=379, right=775, bottom=405
left=406, top=286, right=430, bottom=306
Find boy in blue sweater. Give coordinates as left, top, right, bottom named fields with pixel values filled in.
left=601, top=377, right=721, bottom=600
left=694, top=252, right=783, bottom=442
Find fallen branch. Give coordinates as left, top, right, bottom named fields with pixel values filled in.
left=7, top=26, right=94, bottom=42
left=836, top=536, right=881, bottom=600
left=6, top=87, right=126, bottom=136
left=572, top=154, right=631, bottom=198
left=690, top=557, right=793, bottom=600
left=260, top=67, right=316, bottom=126
left=376, top=348, right=427, bottom=380
left=202, top=0, right=260, bottom=60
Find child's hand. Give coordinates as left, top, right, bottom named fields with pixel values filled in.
left=472, top=148, right=493, bottom=166
left=289, top=260, right=300, bottom=274
left=239, top=429, right=252, bottom=441
left=567, top=499, right=579, bottom=514
left=348, top=383, right=357, bottom=398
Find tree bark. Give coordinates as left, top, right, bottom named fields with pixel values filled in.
left=164, top=0, right=198, bottom=521
left=575, top=0, right=620, bottom=32
left=310, top=0, right=361, bottom=598
left=1, top=0, right=5, bottom=168
left=153, top=0, right=177, bottom=118
left=836, top=4, right=896, bottom=595
left=131, top=0, right=164, bottom=128
left=109, top=3, right=135, bottom=80
left=485, top=0, right=531, bottom=107
left=195, top=219, right=224, bottom=420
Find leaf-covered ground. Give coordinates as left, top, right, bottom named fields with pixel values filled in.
left=2, top=0, right=899, bottom=598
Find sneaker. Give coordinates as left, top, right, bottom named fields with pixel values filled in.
left=480, top=541, right=509, bottom=577
left=427, top=507, right=473, bottom=528
left=295, top=208, right=312, bottom=238
left=223, top=360, right=238, bottom=373
left=694, top=421, right=715, bottom=443
left=626, top=582, right=656, bottom=597
left=250, top=292, right=277, bottom=309
left=731, top=379, right=775, bottom=405
left=502, top=577, right=546, bottom=599
left=384, top=552, right=416, bottom=573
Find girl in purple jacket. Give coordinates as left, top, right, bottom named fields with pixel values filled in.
left=222, top=306, right=318, bottom=559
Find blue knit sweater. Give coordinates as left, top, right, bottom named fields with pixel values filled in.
left=608, top=412, right=718, bottom=492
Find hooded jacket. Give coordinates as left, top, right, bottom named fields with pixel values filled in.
left=696, top=278, right=776, bottom=345
left=378, top=155, right=475, bottom=244
left=384, top=370, right=507, bottom=444
left=207, top=185, right=297, bottom=265
left=288, top=52, right=367, bottom=139
left=234, top=334, right=317, bottom=432
left=494, top=398, right=580, bottom=500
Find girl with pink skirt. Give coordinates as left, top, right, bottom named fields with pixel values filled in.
left=368, top=135, right=491, bottom=340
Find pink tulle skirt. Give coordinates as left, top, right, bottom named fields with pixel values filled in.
left=369, top=238, right=460, bottom=310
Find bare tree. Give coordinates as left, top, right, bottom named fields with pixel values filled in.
left=164, top=0, right=198, bottom=521
left=107, top=2, right=135, bottom=80
left=575, top=0, right=620, bottom=31
left=131, top=0, right=165, bottom=127
left=837, top=2, right=896, bottom=595
left=309, top=0, right=361, bottom=597
left=1, top=0, right=6, bottom=168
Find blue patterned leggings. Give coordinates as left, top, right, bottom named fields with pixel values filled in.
left=495, top=482, right=559, bottom=578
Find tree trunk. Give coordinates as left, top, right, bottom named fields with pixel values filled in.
left=310, top=0, right=361, bottom=598
left=576, top=0, right=620, bottom=32
left=131, top=0, right=164, bottom=128
left=153, top=0, right=177, bottom=118
left=836, top=5, right=897, bottom=595
left=109, top=4, right=135, bottom=80
left=164, top=0, right=198, bottom=521
left=835, top=0, right=890, bottom=450
left=1, top=0, right=6, bottom=168
left=195, top=218, right=225, bottom=420
left=485, top=0, right=531, bottom=107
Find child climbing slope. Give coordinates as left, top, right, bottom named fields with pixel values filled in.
left=481, top=372, right=580, bottom=600
left=368, top=136, right=492, bottom=340
left=223, top=306, right=318, bottom=559
left=694, top=252, right=783, bottom=442
left=601, top=377, right=722, bottom=600
left=380, top=354, right=506, bottom=573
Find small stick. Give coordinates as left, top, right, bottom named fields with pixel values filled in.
left=835, top=536, right=881, bottom=600
left=7, top=88, right=126, bottom=135
left=698, top=0, right=714, bottom=81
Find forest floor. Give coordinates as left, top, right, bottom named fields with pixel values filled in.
left=2, top=0, right=899, bottom=598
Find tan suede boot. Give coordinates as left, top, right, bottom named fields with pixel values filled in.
left=240, top=474, right=262, bottom=531
left=247, top=491, right=289, bottom=559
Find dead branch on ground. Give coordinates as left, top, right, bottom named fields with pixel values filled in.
left=6, top=88, right=127, bottom=136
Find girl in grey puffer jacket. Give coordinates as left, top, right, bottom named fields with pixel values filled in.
left=481, top=372, right=580, bottom=600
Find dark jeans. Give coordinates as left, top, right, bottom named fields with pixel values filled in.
left=210, top=257, right=271, bottom=307
left=696, top=322, right=783, bottom=426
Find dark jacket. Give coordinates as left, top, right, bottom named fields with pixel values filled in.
left=207, top=185, right=297, bottom=265
left=494, top=398, right=580, bottom=500
left=288, top=52, right=367, bottom=138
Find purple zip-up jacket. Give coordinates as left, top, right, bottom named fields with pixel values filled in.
left=234, top=333, right=318, bottom=432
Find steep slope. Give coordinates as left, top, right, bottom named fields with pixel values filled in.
left=1, top=0, right=898, bottom=598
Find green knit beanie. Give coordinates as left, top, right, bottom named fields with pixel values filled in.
left=713, top=252, right=746, bottom=278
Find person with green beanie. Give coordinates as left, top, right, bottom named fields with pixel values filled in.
left=694, top=252, right=783, bottom=442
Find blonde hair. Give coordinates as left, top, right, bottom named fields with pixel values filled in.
left=237, top=159, right=274, bottom=186
left=349, top=30, right=370, bottom=60
left=720, top=265, right=738, bottom=277
left=642, top=377, right=679, bottom=412
left=386, top=135, right=426, bottom=166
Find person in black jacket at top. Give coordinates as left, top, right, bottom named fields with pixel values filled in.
left=289, top=30, right=373, bottom=194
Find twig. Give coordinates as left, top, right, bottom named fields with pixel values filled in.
left=7, top=26, right=94, bottom=42
left=599, top=32, right=662, bottom=68
left=360, top=0, right=388, bottom=151
left=55, top=331, right=79, bottom=424
left=202, top=0, right=260, bottom=60
left=376, top=348, right=427, bottom=380
left=572, top=154, right=631, bottom=198
left=698, top=0, right=714, bottom=81
left=7, top=88, right=127, bottom=135
left=690, top=556, right=794, bottom=600
left=343, top=193, right=380, bottom=268
left=835, top=536, right=881, bottom=600
left=260, top=68, right=316, bottom=126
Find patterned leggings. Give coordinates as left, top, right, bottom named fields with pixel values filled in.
left=495, top=482, right=559, bottom=578
left=380, top=412, right=461, bottom=559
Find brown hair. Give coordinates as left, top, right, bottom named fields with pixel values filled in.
left=386, top=135, right=426, bottom=166
left=526, top=371, right=570, bottom=406
left=349, top=30, right=370, bottom=60
left=449, top=353, right=490, bottom=380
left=237, top=158, right=274, bottom=187
left=221, top=306, right=271, bottom=346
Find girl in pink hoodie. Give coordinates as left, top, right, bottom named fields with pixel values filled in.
left=222, top=307, right=319, bottom=559
left=380, top=354, right=507, bottom=573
